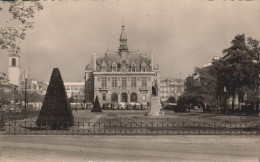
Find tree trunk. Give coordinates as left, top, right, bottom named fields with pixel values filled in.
left=238, top=101, right=241, bottom=115
left=232, top=94, right=235, bottom=111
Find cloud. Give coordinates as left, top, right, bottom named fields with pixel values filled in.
left=1, top=0, right=260, bottom=81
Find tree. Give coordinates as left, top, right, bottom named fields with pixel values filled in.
left=27, top=91, right=44, bottom=103
left=0, top=0, right=43, bottom=53
left=36, top=68, right=74, bottom=129
left=0, top=87, right=14, bottom=105
left=184, top=34, right=260, bottom=113
left=222, top=34, right=260, bottom=110
left=91, top=96, right=102, bottom=112
left=166, top=96, right=176, bottom=103
left=68, top=96, right=74, bottom=103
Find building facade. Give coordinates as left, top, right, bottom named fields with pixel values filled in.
left=64, top=82, right=85, bottom=102
left=43, top=81, right=84, bottom=102
left=160, top=78, right=185, bottom=102
left=85, top=25, right=160, bottom=107
left=0, top=72, right=17, bottom=93
left=0, top=72, right=9, bottom=85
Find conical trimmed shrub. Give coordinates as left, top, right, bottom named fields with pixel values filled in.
left=36, top=68, right=74, bottom=129
left=91, top=96, right=102, bottom=112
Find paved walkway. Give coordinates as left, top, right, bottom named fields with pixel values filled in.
left=0, top=135, right=260, bottom=162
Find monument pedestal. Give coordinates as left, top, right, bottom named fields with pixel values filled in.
left=149, top=96, right=161, bottom=116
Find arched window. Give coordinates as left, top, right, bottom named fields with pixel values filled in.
left=130, top=92, right=137, bottom=103
left=12, top=58, right=16, bottom=67
left=121, top=93, right=128, bottom=102
left=111, top=93, right=118, bottom=102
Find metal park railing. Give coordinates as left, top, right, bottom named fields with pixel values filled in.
left=0, top=115, right=259, bottom=135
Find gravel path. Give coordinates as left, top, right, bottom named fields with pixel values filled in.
left=0, top=135, right=259, bottom=162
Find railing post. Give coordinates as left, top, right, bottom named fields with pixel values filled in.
left=166, top=118, right=169, bottom=135
left=25, top=117, right=27, bottom=135
left=183, top=117, right=185, bottom=135
left=187, top=117, right=189, bottom=135
left=8, top=115, right=10, bottom=134
left=98, top=118, right=101, bottom=135
left=240, top=117, right=242, bottom=135
left=145, top=118, right=148, bottom=135
left=136, top=118, right=139, bottom=134
left=103, top=117, right=106, bottom=134
left=78, top=118, right=80, bottom=135
left=198, top=118, right=200, bottom=135
left=19, top=116, right=21, bottom=134
left=30, top=117, right=32, bottom=135
left=230, top=117, right=232, bottom=135
left=125, top=118, right=127, bottom=135
left=14, top=118, right=16, bottom=135
left=177, top=117, right=180, bottom=135
left=67, top=118, right=69, bottom=135
left=213, top=118, right=216, bottom=135
left=120, top=117, right=122, bottom=134
left=250, top=121, right=253, bottom=135
left=209, top=118, right=211, bottom=135
left=57, top=118, right=59, bottom=135
left=93, top=118, right=96, bottom=134
left=61, top=117, right=63, bottom=135
left=83, top=118, right=85, bottom=135
left=115, top=117, right=117, bottom=135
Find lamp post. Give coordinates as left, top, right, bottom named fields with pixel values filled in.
left=24, top=69, right=28, bottom=111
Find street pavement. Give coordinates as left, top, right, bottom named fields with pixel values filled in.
left=0, top=135, right=260, bottom=162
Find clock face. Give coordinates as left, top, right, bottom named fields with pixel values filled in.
left=122, top=66, right=126, bottom=71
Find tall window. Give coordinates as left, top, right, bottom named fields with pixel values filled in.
left=12, top=58, right=16, bottom=67
left=65, top=85, right=70, bottom=90
left=112, top=63, right=117, bottom=72
left=101, top=63, right=107, bottom=72
left=131, top=64, right=136, bottom=72
left=131, top=77, right=136, bottom=87
left=142, top=94, right=146, bottom=101
left=111, top=93, right=118, bottom=102
left=141, top=63, right=146, bottom=72
left=102, top=77, right=107, bottom=88
left=130, top=93, right=137, bottom=102
left=142, top=77, right=147, bottom=87
left=121, top=93, right=128, bottom=102
left=102, top=93, right=106, bottom=101
left=122, top=77, right=127, bottom=88
left=112, top=77, right=117, bottom=88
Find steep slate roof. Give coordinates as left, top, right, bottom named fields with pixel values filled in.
left=85, top=57, right=94, bottom=71
left=96, top=50, right=152, bottom=72
left=85, top=25, right=155, bottom=72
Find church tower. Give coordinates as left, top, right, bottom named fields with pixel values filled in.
left=8, top=53, right=21, bottom=86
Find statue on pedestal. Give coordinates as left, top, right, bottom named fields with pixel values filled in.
left=152, top=80, right=158, bottom=96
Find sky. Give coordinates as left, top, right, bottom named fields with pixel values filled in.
left=0, top=0, right=260, bottom=82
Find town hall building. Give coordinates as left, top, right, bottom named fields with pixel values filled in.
left=84, top=24, right=160, bottom=108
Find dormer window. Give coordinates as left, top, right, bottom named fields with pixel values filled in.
left=101, top=62, right=107, bottom=72
left=112, top=62, right=117, bottom=72
left=131, top=64, right=136, bottom=72
left=141, top=62, right=146, bottom=72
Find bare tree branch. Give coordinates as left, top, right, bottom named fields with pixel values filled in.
left=0, top=0, right=43, bottom=54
